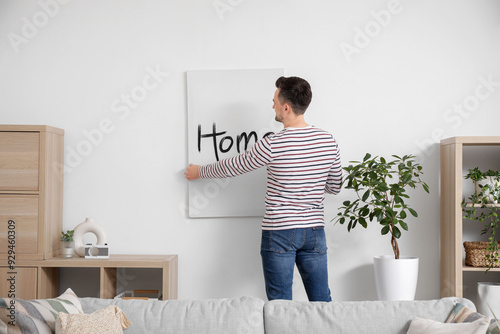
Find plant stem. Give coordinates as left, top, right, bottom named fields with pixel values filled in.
left=391, top=234, right=400, bottom=259
left=384, top=188, right=400, bottom=259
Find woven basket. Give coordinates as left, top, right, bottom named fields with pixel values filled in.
left=464, top=241, right=500, bottom=268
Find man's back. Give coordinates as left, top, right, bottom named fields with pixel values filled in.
left=262, top=126, right=342, bottom=230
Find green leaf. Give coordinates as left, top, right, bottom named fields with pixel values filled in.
left=402, top=172, right=412, bottom=184
left=408, top=208, right=418, bottom=217
left=394, top=195, right=403, bottom=204
left=385, top=207, right=396, bottom=218
left=363, top=153, right=371, bottom=162
left=393, top=226, right=401, bottom=238
left=362, top=190, right=370, bottom=202
left=377, top=210, right=384, bottom=221
left=400, top=210, right=407, bottom=219
left=359, top=217, right=367, bottom=228
left=380, top=217, right=391, bottom=226
left=400, top=221, right=408, bottom=231
left=381, top=225, right=390, bottom=235
left=343, top=200, right=351, bottom=206
left=377, top=183, right=389, bottom=192
left=360, top=207, right=370, bottom=217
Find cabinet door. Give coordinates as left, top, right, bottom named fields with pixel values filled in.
left=0, top=195, right=39, bottom=256
left=0, top=131, right=39, bottom=191
left=0, top=267, right=37, bottom=299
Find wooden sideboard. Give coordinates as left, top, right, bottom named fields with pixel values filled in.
left=0, top=125, right=178, bottom=300
left=15, top=254, right=178, bottom=299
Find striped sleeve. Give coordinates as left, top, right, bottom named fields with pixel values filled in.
left=325, top=142, right=342, bottom=194
left=199, top=136, right=273, bottom=179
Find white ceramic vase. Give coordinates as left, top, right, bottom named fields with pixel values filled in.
left=374, top=255, right=419, bottom=301
left=477, top=282, right=500, bottom=318
left=73, top=218, right=108, bottom=257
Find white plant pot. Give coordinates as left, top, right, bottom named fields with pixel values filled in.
left=477, top=282, right=500, bottom=318
left=475, top=177, right=500, bottom=203
left=61, top=241, right=74, bottom=258
left=374, top=255, right=419, bottom=301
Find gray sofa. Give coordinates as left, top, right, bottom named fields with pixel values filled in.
left=79, top=296, right=474, bottom=334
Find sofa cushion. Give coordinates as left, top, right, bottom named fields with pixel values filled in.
left=407, top=317, right=490, bottom=334
left=56, top=305, right=131, bottom=334
left=263, top=297, right=474, bottom=334
left=79, top=296, right=264, bottom=334
left=0, top=288, right=83, bottom=334
left=446, top=302, right=500, bottom=334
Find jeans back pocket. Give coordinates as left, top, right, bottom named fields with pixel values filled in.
left=261, top=229, right=296, bottom=254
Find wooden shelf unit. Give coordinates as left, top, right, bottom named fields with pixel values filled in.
left=0, top=125, right=64, bottom=261
left=0, top=125, right=64, bottom=300
left=17, top=254, right=178, bottom=299
left=440, top=136, right=500, bottom=298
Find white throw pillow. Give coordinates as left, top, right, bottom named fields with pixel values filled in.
left=407, top=317, right=490, bottom=334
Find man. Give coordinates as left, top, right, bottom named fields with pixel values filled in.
left=185, top=76, right=342, bottom=301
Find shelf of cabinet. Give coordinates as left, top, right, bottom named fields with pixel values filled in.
left=14, top=254, right=178, bottom=299
left=440, top=136, right=500, bottom=298
left=441, top=136, right=500, bottom=146
left=462, top=263, right=500, bottom=272
left=463, top=202, right=500, bottom=208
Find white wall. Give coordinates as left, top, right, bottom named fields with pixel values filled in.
left=1, top=0, right=499, bottom=301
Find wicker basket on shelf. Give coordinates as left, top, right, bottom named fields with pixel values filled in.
left=464, top=241, right=500, bottom=268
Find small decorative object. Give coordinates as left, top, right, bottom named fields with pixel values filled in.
left=60, top=230, right=75, bottom=258
left=73, top=218, right=108, bottom=257
left=84, top=243, right=110, bottom=259
left=334, top=153, right=429, bottom=300
left=477, top=282, right=500, bottom=319
left=462, top=167, right=500, bottom=271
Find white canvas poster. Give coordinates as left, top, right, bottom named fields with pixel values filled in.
left=187, top=68, right=284, bottom=218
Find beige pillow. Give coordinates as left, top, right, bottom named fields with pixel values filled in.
left=446, top=302, right=500, bottom=334
left=55, top=305, right=131, bottom=334
left=407, top=317, right=490, bottom=334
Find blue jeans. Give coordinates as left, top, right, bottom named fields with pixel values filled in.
left=260, top=227, right=332, bottom=302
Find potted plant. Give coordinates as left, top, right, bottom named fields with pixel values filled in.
left=462, top=167, right=500, bottom=271
left=60, top=229, right=74, bottom=258
left=334, top=153, right=429, bottom=300
left=465, top=167, right=500, bottom=204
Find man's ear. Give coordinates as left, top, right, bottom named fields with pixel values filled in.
left=284, top=103, right=292, bottom=114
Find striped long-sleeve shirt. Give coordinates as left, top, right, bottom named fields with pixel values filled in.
left=199, top=126, right=342, bottom=230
